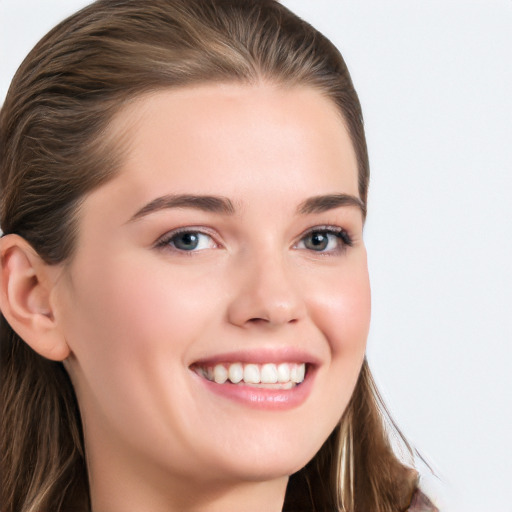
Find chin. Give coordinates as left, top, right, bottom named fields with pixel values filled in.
left=221, top=458, right=307, bottom=483
left=200, top=434, right=324, bottom=484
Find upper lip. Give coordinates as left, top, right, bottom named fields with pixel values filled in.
left=189, top=347, right=322, bottom=367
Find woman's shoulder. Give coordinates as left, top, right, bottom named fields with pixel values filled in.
left=407, top=488, right=439, bottom=512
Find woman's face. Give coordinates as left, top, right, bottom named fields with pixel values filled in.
left=55, top=83, right=370, bottom=489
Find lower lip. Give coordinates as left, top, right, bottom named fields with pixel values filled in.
left=192, top=367, right=315, bottom=410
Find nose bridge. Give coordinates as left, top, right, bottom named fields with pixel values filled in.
left=227, top=243, right=305, bottom=328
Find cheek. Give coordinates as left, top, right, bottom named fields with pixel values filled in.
left=65, top=256, right=218, bottom=359
left=298, top=261, right=371, bottom=439
left=59, top=258, right=224, bottom=449
left=305, top=257, right=370, bottom=420
left=308, top=259, right=371, bottom=356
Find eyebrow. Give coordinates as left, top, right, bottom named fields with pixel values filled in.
left=129, top=194, right=236, bottom=221
left=297, top=194, right=366, bottom=217
left=129, top=192, right=365, bottom=222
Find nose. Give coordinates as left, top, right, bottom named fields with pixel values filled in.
left=226, top=252, right=306, bottom=328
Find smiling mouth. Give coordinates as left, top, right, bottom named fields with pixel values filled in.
left=192, top=362, right=306, bottom=389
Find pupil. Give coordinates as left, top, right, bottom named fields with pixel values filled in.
left=176, top=233, right=198, bottom=250
left=309, top=232, right=328, bottom=250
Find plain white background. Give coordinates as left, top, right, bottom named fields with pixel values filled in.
left=1, top=1, right=511, bottom=511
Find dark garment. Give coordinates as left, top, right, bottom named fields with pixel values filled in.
left=282, top=484, right=438, bottom=511
left=283, top=469, right=439, bottom=511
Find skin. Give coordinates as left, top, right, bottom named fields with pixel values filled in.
left=1, top=83, right=371, bottom=512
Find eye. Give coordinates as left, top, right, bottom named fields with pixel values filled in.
left=296, top=227, right=352, bottom=253
left=157, top=230, right=217, bottom=252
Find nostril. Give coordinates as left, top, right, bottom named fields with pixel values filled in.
left=247, top=317, right=275, bottom=326
left=246, top=315, right=299, bottom=326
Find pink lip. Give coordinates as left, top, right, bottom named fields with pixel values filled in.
left=189, top=348, right=320, bottom=410
left=190, top=363, right=317, bottom=411
left=191, top=347, right=321, bottom=366
left=197, top=377, right=314, bottom=410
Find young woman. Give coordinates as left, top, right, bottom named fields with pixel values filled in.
left=0, top=1, right=438, bottom=511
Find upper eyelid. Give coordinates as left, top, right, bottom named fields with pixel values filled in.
left=296, top=224, right=351, bottom=239
left=300, top=224, right=345, bottom=233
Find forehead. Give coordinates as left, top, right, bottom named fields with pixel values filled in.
left=112, top=82, right=357, bottom=189
left=80, top=83, right=359, bottom=227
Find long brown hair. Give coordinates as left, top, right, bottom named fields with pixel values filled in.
left=0, top=1, right=417, bottom=510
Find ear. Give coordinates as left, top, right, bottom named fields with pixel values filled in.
left=0, top=234, right=70, bottom=361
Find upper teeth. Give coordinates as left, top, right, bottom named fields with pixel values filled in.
left=199, top=362, right=306, bottom=386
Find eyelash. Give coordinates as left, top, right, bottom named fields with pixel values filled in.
left=155, top=225, right=353, bottom=255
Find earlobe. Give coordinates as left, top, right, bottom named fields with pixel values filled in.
left=0, top=234, right=70, bottom=361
